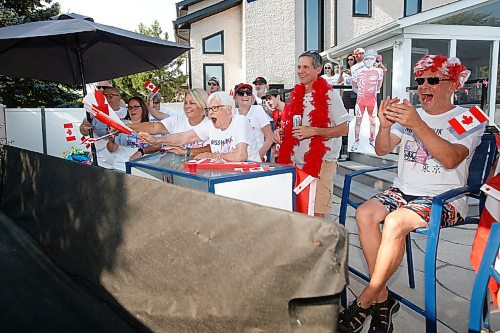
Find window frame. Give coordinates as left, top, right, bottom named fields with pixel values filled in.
left=404, top=0, right=422, bottom=17
left=352, top=0, right=372, bottom=17
left=304, top=0, right=324, bottom=51
left=202, top=30, right=224, bottom=55
left=203, top=63, right=225, bottom=91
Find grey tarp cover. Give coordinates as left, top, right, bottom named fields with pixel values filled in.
left=0, top=146, right=347, bottom=332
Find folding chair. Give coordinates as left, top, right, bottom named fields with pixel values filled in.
left=469, top=222, right=500, bottom=333
left=338, top=133, right=497, bottom=333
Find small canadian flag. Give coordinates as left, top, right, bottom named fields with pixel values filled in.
left=448, top=105, right=488, bottom=136
left=143, top=81, right=159, bottom=94
left=64, top=123, right=77, bottom=141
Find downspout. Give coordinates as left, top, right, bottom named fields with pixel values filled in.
left=326, top=0, right=338, bottom=64
left=175, top=29, right=192, bottom=89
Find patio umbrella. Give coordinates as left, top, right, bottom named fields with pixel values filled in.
left=0, top=13, right=190, bottom=90
left=0, top=13, right=190, bottom=165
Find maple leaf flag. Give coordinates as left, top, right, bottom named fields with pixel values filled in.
left=64, top=123, right=77, bottom=141
left=144, top=81, right=159, bottom=94
left=83, top=89, right=132, bottom=135
left=448, top=105, right=488, bottom=135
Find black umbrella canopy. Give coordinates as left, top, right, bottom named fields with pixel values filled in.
left=0, top=13, right=190, bottom=87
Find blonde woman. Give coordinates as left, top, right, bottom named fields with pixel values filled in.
left=128, top=89, right=212, bottom=157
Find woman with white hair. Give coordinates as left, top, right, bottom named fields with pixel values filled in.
left=139, top=91, right=260, bottom=162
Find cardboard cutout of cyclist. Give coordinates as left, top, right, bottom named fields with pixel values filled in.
left=350, top=50, right=384, bottom=152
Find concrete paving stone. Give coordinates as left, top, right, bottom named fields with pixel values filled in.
left=411, top=235, right=475, bottom=270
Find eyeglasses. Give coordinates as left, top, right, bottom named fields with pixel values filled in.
left=236, top=90, right=252, bottom=96
left=324, top=66, right=332, bottom=69
left=153, top=101, right=161, bottom=105
left=127, top=105, right=142, bottom=110
left=208, top=82, right=218, bottom=86
left=104, top=93, right=120, bottom=99
left=204, top=105, right=226, bottom=115
left=415, top=77, right=451, bottom=86
left=347, top=58, right=355, bottom=61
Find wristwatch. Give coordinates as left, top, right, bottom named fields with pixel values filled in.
left=138, top=148, right=145, bottom=156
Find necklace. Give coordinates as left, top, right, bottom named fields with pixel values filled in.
left=277, top=77, right=331, bottom=177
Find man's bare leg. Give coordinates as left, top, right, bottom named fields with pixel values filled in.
left=357, top=208, right=426, bottom=306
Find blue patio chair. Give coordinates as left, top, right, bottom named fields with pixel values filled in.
left=469, top=222, right=500, bottom=333
left=338, top=132, right=497, bottom=333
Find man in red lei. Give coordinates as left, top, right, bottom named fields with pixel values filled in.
left=275, top=50, right=349, bottom=217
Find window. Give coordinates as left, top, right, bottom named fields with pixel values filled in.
left=203, top=64, right=224, bottom=91
left=202, top=31, right=224, bottom=54
left=404, top=0, right=422, bottom=17
left=353, top=0, right=371, bottom=17
left=304, top=0, right=324, bottom=51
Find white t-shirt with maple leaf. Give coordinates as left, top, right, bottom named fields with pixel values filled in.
left=390, top=106, right=484, bottom=217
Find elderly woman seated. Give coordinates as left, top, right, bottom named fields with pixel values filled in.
left=139, top=91, right=260, bottom=162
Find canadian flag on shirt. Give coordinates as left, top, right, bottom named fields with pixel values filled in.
left=293, top=168, right=317, bottom=216
left=448, top=105, right=488, bottom=135
left=144, top=81, right=159, bottom=94
left=63, top=123, right=77, bottom=141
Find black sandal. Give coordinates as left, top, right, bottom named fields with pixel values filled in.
left=368, top=293, right=400, bottom=333
left=338, top=298, right=373, bottom=333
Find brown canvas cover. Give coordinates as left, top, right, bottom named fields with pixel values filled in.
left=0, top=146, right=347, bottom=332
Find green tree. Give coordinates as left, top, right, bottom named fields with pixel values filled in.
left=113, top=20, right=188, bottom=102
left=0, top=1, right=81, bottom=107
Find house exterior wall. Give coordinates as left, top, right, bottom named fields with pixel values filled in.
left=242, top=0, right=298, bottom=88
left=190, top=5, right=242, bottom=91
left=335, top=0, right=458, bottom=46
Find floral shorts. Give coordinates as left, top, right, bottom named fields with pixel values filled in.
left=372, top=187, right=464, bottom=227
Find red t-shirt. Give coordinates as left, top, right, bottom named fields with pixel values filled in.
left=272, top=103, right=290, bottom=128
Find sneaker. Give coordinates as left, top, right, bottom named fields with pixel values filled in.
left=351, top=141, right=359, bottom=151
left=338, top=298, right=373, bottom=333
left=368, top=294, right=400, bottom=333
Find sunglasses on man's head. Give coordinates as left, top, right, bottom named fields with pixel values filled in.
left=236, top=90, right=252, bottom=96
left=415, top=77, right=451, bottom=85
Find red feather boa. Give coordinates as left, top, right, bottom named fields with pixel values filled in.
left=277, top=77, right=331, bottom=177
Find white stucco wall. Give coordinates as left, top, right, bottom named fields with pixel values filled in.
left=190, top=5, right=242, bottom=91
left=336, top=0, right=458, bottom=46
left=242, top=0, right=298, bottom=89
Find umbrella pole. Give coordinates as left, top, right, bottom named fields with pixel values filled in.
left=77, top=47, right=99, bottom=167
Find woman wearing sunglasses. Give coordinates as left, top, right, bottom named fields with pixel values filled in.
left=340, top=53, right=357, bottom=110
left=106, top=96, right=151, bottom=171
left=139, top=91, right=260, bottom=162
left=233, top=83, right=274, bottom=161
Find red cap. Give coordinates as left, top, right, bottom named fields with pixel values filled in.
left=234, top=83, right=253, bottom=93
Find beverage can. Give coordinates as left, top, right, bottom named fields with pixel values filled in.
left=293, top=115, right=302, bottom=127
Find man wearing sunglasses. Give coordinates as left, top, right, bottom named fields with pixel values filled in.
left=207, top=77, right=220, bottom=95
left=338, top=55, right=484, bottom=333
left=79, top=86, right=127, bottom=169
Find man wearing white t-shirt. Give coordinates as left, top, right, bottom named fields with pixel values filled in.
left=139, top=92, right=260, bottom=162
left=338, top=55, right=483, bottom=333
